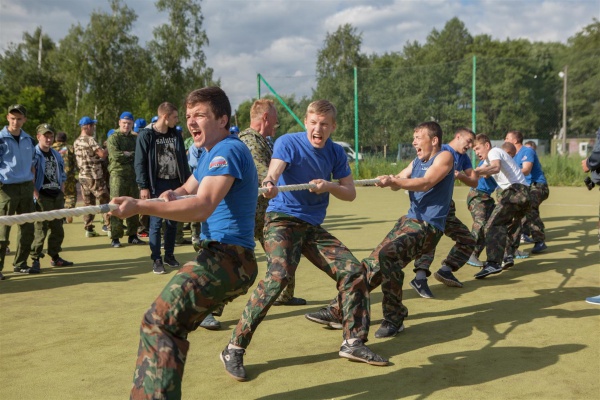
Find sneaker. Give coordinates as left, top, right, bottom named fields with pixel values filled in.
left=101, top=225, right=110, bottom=235
left=164, top=255, right=180, bottom=268
left=585, top=295, right=600, bottom=305
left=85, top=230, right=99, bottom=238
left=467, top=253, right=483, bottom=267
left=220, top=346, right=247, bottom=381
left=199, top=314, right=221, bottom=330
left=31, top=258, right=41, bottom=270
left=51, top=257, right=74, bottom=267
left=5, top=246, right=10, bottom=255
left=305, top=307, right=343, bottom=329
left=138, top=231, right=149, bottom=238
left=374, top=320, right=404, bottom=338
left=433, top=269, right=463, bottom=288
left=13, top=265, right=40, bottom=274
left=274, top=297, right=307, bottom=306
left=128, top=235, right=146, bottom=245
left=501, top=255, right=514, bottom=270
left=111, top=239, right=122, bottom=248
left=474, top=262, right=503, bottom=279
left=520, top=234, right=534, bottom=244
left=152, top=259, right=166, bottom=274
left=531, top=242, right=547, bottom=254
left=339, top=339, right=389, bottom=366
left=0, top=272, right=4, bottom=280
left=174, top=238, right=192, bottom=247
left=514, top=249, right=529, bottom=259
left=409, top=278, right=434, bottom=298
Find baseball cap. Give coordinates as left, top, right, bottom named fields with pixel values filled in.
left=151, top=116, right=158, bottom=123
left=8, top=104, right=27, bottom=116
left=36, top=123, right=55, bottom=135
left=107, top=129, right=115, bottom=138
left=78, top=116, right=97, bottom=126
left=119, top=111, right=134, bottom=120
left=133, top=118, right=147, bottom=133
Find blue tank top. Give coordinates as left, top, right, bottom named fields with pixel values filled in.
left=407, top=151, right=455, bottom=232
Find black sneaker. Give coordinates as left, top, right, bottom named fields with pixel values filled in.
left=409, top=278, right=434, bottom=298
left=305, top=307, right=343, bottom=329
left=14, top=265, right=40, bottom=274
left=31, top=258, right=41, bottom=270
left=164, top=255, right=180, bottom=268
left=474, top=262, right=503, bottom=279
left=274, top=297, right=307, bottom=306
left=531, top=242, right=547, bottom=254
left=51, top=257, right=74, bottom=267
left=502, top=255, right=514, bottom=270
left=111, top=239, right=122, bottom=248
left=339, top=340, right=389, bottom=366
left=375, top=320, right=404, bottom=338
left=433, top=269, right=463, bottom=288
left=153, top=259, right=166, bottom=274
left=220, top=346, right=247, bottom=381
left=128, top=235, right=147, bottom=245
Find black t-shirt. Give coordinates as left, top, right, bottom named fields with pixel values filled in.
left=40, top=150, right=61, bottom=197
left=155, top=131, right=178, bottom=180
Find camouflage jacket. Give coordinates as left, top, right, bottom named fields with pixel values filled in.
left=107, top=130, right=136, bottom=177
left=51, top=141, right=76, bottom=178
left=238, top=128, right=271, bottom=183
left=74, top=134, right=104, bottom=179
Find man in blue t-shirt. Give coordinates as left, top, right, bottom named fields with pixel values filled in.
left=410, top=128, right=478, bottom=298
left=111, top=87, right=259, bottom=399
left=306, top=121, right=455, bottom=338
left=223, top=100, right=388, bottom=383
left=505, top=131, right=548, bottom=254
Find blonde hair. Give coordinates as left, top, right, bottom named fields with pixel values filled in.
left=250, top=99, right=275, bottom=121
left=306, top=100, right=337, bottom=121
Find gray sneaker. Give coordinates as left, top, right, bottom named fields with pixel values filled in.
left=152, top=259, right=166, bottom=274
left=474, top=262, right=503, bottom=279
left=220, top=346, right=247, bottom=381
left=339, top=340, right=389, bottom=366
left=433, top=269, right=463, bottom=288
left=374, top=320, right=404, bottom=338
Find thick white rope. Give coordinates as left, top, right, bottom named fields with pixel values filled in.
left=0, top=179, right=381, bottom=226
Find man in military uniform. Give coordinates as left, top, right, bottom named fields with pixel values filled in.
left=106, top=112, right=146, bottom=248
left=52, top=131, right=77, bottom=223
left=238, top=98, right=306, bottom=306
left=73, top=116, right=110, bottom=237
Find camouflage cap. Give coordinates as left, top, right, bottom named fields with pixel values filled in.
left=36, top=123, right=55, bottom=135
left=8, top=104, right=27, bottom=117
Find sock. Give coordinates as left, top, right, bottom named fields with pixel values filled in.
left=440, top=264, right=452, bottom=272
left=228, top=343, right=244, bottom=350
left=344, top=338, right=360, bottom=345
left=415, top=270, right=427, bottom=280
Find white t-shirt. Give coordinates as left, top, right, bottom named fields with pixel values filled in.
left=485, top=147, right=527, bottom=189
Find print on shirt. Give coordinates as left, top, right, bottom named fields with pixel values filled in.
left=209, top=156, right=228, bottom=170
left=156, top=136, right=178, bottom=179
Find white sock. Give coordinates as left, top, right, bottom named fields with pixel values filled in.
left=228, top=343, right=244, bottom=350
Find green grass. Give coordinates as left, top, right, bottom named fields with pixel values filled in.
left=0, top=186, right=599, bottom=399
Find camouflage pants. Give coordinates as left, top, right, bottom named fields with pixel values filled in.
left=255, top=198, right=297, bottom=303
left=521, top=183, right=549, bottom=243
left=413, top=200, right=476, bottom=274
left=63, top=177, right=77, bottom=209
left=31, top=192, right=65, bottom=259
left=484, top=184, right=530, bottom=264
left=0, top=181, right=35, bottom=270
left=230, top=212, right=370, bottom=348
left=467, top=188, right=496, bottom=257
left=79, top=177, right=110, bottom=230
left=110, top=175, right=140, bottom=239
left=130, top=241, right=257, bottom=400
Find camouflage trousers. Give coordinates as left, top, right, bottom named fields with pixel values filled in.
left=484, top=184, right=530, bottom=264
left=413, top=200, right=476, bottom=274
left=521, top=183, right=549, bottom=243
left=79, top=177, right=110, bottom=230
left=31, top=192, right=65, bottom=259
left=467, top=188, right=496, bottom=257
left=130, top=241, right=257, bottom=400
left=230, top=212, right=370, bottom=348
left=63, top=177, right=77, bottom=209
left=109, top=175, right=140, bottom=239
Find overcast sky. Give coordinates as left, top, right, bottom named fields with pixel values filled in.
left=1, top=0, right=599, bottom=110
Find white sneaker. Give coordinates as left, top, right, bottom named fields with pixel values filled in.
left=467, top=253, right=483, bottom=267
left=514, top=249, right=529, bottom=259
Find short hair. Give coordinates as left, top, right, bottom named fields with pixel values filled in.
left=306, top=100, right=337, bottom=121
left=455, top=127, right=475, bottom=139
left=475, top=133, right=491, bottom=146
left=250, top=99, right=275, bottom=121
left=506, top=130, right=524, bottom=144
left=185, top=87, right=232, bottom=129
left=524, top=140, right=537, bottom=150
left=415, top=121, right=443, bottom=144
left=157, top=102, right=178, bottom=118
left=55, top=132, right=67, bottom=142
left=501, top=142, right=517, bottom=156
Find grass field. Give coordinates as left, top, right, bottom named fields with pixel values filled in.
left=1, top=186, right=599, bottom=399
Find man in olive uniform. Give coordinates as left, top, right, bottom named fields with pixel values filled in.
left=106, top=112, right=146, bottom=248
left=52, top=131, right=77, bottom=222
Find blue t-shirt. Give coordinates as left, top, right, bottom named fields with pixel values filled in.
left=193, top=135, right=257, bottom=249
left=441, top=144, right=472, bottom=173
left=514, top=146, right=547, bottom=185
left=188, top=145, right=203, bottom=174
left=407, top=152, right=455, bottom=232
left=475, top=160, right=498, bottom=194
left=266, top=133, right=351, bottom=226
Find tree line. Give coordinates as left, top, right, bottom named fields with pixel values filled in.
left=1, top=0, right=598, bottom=149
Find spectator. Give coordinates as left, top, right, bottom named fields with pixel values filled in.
left=52, top=131, right=77, bottom=222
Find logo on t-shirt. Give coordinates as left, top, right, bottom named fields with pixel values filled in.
left=522, top=155, right=528, bottom=161
left=209, top=156, right=228, bottom=170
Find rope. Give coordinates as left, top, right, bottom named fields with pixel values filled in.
left=0, top=180, right=382, bottom=226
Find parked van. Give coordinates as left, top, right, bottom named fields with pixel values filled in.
left=334, top=141, right=363, bottom=161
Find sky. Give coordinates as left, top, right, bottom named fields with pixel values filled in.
left=1, top=0, right=599, bottom=110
